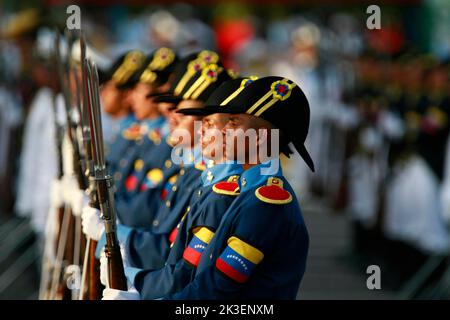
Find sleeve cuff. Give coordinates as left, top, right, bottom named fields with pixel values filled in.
left=95, top=224, right=133, bottom=258
left=125, top=266, right=143, bottom=284
left=95, top=231, right=106, bottom=258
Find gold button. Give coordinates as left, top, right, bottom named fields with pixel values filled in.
left=180, top=169, right=185, bottom=176
left=172, top=186, right=177, bottom=192
left=166, top=200, right=171, bottom=207
left=165, top=160, right=172, bottom=168
left=153, top=220, right=159, bottom=227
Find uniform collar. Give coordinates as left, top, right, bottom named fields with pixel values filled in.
left=119, top=113, right=136, bottom=131
left=179, top=145, right=203, bottom=167
left=201, top=162, right=243, bottom=186
left=238, top=159, right=283, bottom=192
left=160, top=120, right=171, bottom=138
left=142, top=116, right=166, bottom=131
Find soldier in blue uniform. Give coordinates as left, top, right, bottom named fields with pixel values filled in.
left=112, top=47, right=179, bottom=195
left=82, top=61, right=232, bottom=272
left=102, top=50, right=147, bottom=176
left=110, top=51, right=227, bottom=228
left=113, top=50, right=217, bottom=198
left=102, top=76, right=313, bottom=300
left=110, top=79, right=256, bottom=300
left=162, top=76, right=314, bottom=300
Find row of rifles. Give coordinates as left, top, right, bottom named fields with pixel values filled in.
left=38, top=28, right=127, bottom=300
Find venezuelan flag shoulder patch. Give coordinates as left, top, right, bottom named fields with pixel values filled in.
left=183, top=227, right=215, bottom=267
left=215, top=236, right=264, bottom=283
left=255, top=177, right=292, bottom=205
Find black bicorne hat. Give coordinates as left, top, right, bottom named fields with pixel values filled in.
left=152, top=50, right=222, bottom=103
left=178, top=76, right=315, bottom=172
left=127, top=47, right=178, bottom=88
left=102, top=50, right=146, bottom=89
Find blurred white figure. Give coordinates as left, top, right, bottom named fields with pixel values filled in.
left=15, top=89, right=64, bottom=235
left=384, top=156, right=450, bottom=254
left=148, top=10, right=181, bottom=49
left=347, top=130, right=383, bottom=229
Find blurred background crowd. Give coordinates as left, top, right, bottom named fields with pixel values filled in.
left=0, top=0, right=449, bottom=299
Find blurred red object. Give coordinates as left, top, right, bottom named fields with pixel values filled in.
left=366, top=24, right=405, bottom=55
left=214, top=19, right=254, bottom=68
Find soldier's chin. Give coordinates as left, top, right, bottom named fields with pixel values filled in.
left=134, top=111, right=147, bottom=121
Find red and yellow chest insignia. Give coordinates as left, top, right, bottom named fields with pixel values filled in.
left=122, top=123, right=143, bottom=140
left=255, top=177, right=292, bottom=204
left=148, top=128, right=162, bottom=145
left=195, top=160, right=207, bottom=171
left=212, top=175, right=240, bottom=196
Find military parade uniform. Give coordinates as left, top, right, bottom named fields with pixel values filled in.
left=113, top=116, right=170, bottom=196
left=96, top=147, right=204, bottom=258
left=97, top=56, right=232, bottom=264
left=129, top=162, right=243, bottom=299
left=114, top=155, right=181, bottom=228
left=103, top=50, right=147, bottom=176
left=133, top=76, right=314, bottom=300
left=113, top=54, right=231, bottom=228
left=166, top=161, right=308, bottom=299
left=114, top=79, right=258, bottom=297
left=110, top=50, right=219, bottom=198
left=111, top=48, right=179, bottom=193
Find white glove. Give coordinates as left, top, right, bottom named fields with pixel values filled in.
left=81, top=206, right=104, bottom=241
left=62, top=175, right=79, bottom=205
left=50, top=179, right=64, bottom=208
left=71, top=189, right=89, bottom=217
left=100, top=250, right=108, bottom=287
left=120, top=243, right=129, bottom=267
left=99, top=245, right=129, bottom=287
left=102, top=287, right=141, bottom=300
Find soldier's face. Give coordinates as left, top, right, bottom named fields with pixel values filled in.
left=129, top=82, right=158, bottom=120
left=158, top=102, right=175, bottom=118
left=221, top=113, right=267, bottom=162
left=201, top=113, right=229, bottom=161
left=100, top=81, right=125, bottom=115
left=168, top=100, right=203, bottom=147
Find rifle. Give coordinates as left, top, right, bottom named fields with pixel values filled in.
left=78, top=33, right=104, bottom=300
left=84, top=57, right=127, bottom=290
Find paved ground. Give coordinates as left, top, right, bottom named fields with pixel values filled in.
left=298, top=200, right=395, bottom=300
left=0, top=214, right=40, bottom=300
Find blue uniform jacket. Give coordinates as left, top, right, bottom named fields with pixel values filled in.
left=127, top=163, right=244, bottom=299
left=114, top=118, right=171, bottom=196
left=164, top=160, right=309, bottom=300
left=106, top=115, right=140, bottom=178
